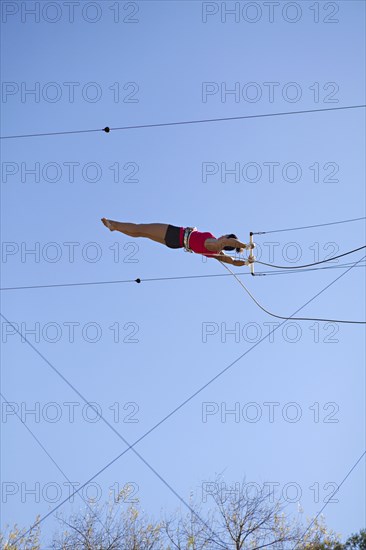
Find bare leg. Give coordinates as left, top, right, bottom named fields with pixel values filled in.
left=101, top=219, right=169, bottom=245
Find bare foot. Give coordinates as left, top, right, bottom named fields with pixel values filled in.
left=101, top=218, right=115, bottom=231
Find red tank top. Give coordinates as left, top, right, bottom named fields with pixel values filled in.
left=186, top=229, right=217, bottom=257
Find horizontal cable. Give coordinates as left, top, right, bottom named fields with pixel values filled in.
left=1, top=262, right=365, bottom=292
left=256, top=245, right=366, bottom=270
left=1, top=105, right=365, bottom=140
left=252, top=216, right=366, bottom=235
left=255, top=262, right=366, bottom=277
left=221, top=257, right=366, bottom=324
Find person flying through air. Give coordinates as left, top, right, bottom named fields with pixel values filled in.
left=101, top=219, right=254, bottom=266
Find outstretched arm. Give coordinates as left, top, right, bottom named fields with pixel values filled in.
left=221, top=237, right=247, bottom=250
left=204, top=237, right=248, bottom=253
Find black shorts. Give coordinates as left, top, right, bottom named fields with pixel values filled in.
left=165, top=225, right=183, bottom=249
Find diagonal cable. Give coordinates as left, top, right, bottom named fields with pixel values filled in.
left=292, top=450, right=366, bottom=549
left=1, top=314, right=225, bottom=547
left=0, top=393, right=112, bottom=539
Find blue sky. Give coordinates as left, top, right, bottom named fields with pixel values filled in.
left=1, top=0, right=365, bottom=545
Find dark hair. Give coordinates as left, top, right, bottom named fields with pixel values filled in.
left=223, top=234, right=241, bottom=253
